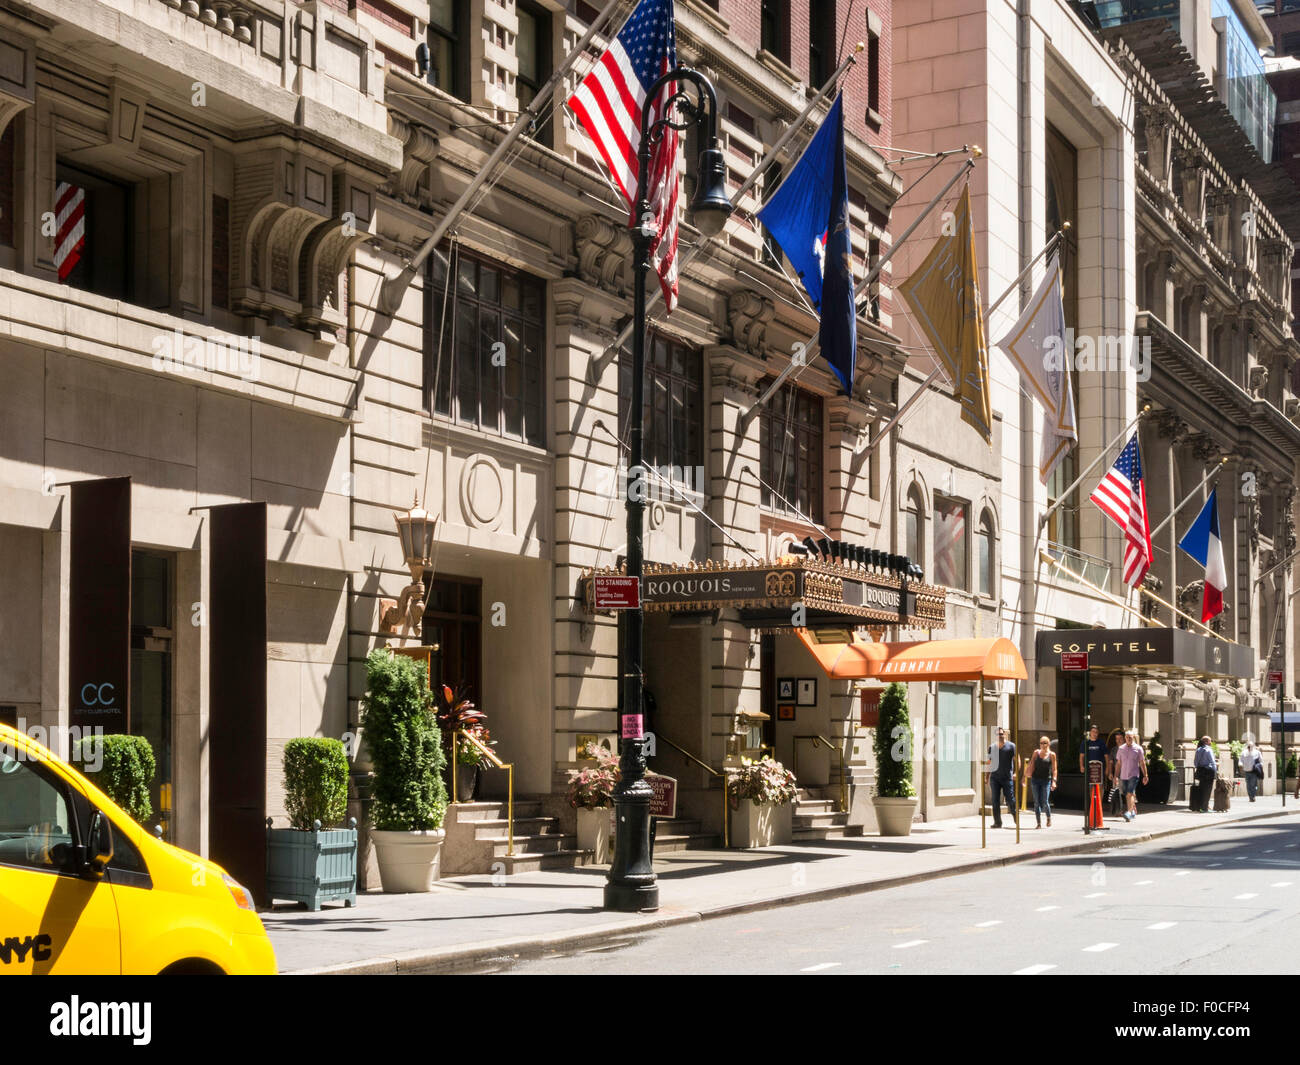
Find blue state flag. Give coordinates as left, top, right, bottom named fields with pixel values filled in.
left=757, top=93, right=856, bottom=394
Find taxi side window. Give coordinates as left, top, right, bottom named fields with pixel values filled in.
left=0, top=742, right=78, bottom=874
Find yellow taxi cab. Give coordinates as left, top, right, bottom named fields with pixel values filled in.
left=0, top=723, right=276, bottom=974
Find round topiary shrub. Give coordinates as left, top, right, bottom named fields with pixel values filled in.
left=361, top=648, right=447, bottom=831
left=72, top=734, right=155, bottom=825
left=283, top=737, right=350, bottom=830
left=872, top=682, right=916, bottom=798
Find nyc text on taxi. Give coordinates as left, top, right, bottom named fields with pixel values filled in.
left=0, top=724, right=276, bottom=974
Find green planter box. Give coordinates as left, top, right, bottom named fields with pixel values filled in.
left=266, top=818, right=358, bottom=911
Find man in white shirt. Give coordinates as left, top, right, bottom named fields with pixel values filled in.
left=1240, top=739, right=1261, bottom=802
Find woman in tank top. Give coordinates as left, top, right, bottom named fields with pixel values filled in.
left=1026, top=736, right=1058, bottom=828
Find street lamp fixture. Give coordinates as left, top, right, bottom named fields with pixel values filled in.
left=379, top=496, right=438, bottom=643
left=605, top=67, right=732, bottom=914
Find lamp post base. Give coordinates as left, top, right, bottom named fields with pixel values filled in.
left=603, top=881, right=659, bottom=913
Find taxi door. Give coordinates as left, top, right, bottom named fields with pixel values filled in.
left=0, top=742, right=120, bottom=974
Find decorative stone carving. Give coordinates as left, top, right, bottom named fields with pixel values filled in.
left=1208, top=187, right=1233, bottom=254
left=386, top=114, right=440, bottom=205
left=1153, top=409, right=1189, bottom=442
left=299, top=167, right=379, bottom=333
left=0, top=35, right=36, bottom=142
left=1249, top=365, right=1269, bottom=399
left=727, top=290, right=775, bottom=357
left=1141, top=104, right=1174, bottom=186
left=1188, top=433, right=1220, bottom=463
left=1140, top=572, right=1163, bottom=621
left=1176, top=150, right=1207, bottom=227
left=1136, top=680, right=1150, bottom=700
left=1166, top=680, right=1185, bottom=709
left=574, top=215, right=632, bottom=295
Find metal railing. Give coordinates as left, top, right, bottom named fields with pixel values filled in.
left=1045, top=540, right=1113, bottom=589
left=792, top=735, right=848, bottom=814
left=452, top=729, right=514, bottom=857
left=656, top=734, right=729, bottom=848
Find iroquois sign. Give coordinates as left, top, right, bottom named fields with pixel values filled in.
left=582, top=559, right=946, bottom=629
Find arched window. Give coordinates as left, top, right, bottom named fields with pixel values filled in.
left=977, top=511, right=995, bottom=598
left=905, top=486, right=924, bottom=570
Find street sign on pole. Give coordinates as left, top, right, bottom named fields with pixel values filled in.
left=1269, top=670, right=1283, bottom=686
left=593, top=575, right=641, bottom=610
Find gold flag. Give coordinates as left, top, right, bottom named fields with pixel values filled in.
left=898, top=184, right=993, bottom=445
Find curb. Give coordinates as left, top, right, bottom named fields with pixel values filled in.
left=286, top=806, right=1298, bottom=975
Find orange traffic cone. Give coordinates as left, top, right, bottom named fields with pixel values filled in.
left=1089, top=782, right=1104, bottom=828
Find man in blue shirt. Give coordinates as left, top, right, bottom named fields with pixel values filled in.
left=987, top=727, right=1019, bottom=828
left=1079, top=724, right=1109, bottom=782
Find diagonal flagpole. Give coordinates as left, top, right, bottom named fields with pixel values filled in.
left=378, top=0, right=629, bottom=316
left=1036, top=405, right=1153, bottom=534
left=854, top=224, right=1071, bottom=457
left=1148, top=456, right=1229, bottom=540
left=584, top=43, right=866, bottom=384
left=739, top=149, right=981, bottom=427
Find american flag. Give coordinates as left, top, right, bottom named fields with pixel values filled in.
left=1089, top=433, right=1154, bottom=587
left=54, top=181, right=86, bottom=282
left=568, top=0, right=680, bottom=311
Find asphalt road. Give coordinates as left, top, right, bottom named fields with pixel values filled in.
left=466, top=815, right=1300, bottom=975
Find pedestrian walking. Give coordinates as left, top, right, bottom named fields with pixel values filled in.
left=1027, top=736, right=1057, bottom=828
left=1106, top=728, right=1125, bottom=816
left=1080, top=724, right=1108, bottom=813
left=986, top=727, right=1019, bottom=829
left=1192, top=736, right=1216, bottom=813
left=1115, top=729, right=1148, bottom=822
left=1239, top=739, right=1263, bottom=802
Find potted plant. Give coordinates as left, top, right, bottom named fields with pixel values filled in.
left=872, top=683, right=918, bottom=835
left=266, top=737, right=357, bottom=910
left=72, top=734, right=155, bottom=826
left=725, top=756, right=797, bottom=848
left=361, top=647, right=449, bottom=892
left=1137, top=731, right=1177, bottom=804
left=436, top=684, right=490, bottom=802
left=566, top=740, right=619, bottom=862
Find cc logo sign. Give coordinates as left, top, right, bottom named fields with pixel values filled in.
left=81, top=682, right=116, bottom=706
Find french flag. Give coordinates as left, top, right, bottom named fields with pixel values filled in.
left=1177, top=488, right=1226, bottom=623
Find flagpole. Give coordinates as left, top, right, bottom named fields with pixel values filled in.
left=740, top=150, right=981, bottom=426
left=1148, top=456, right=1229, bottom=540
left=854, top=224, right=1071, bottom=457
left=585, top=44, right=865, bottom=384
left=378, top=0, right=628, bottom=316
left=1137, top=584, right=1236, bottom=642
left=1036, top=404, right=1152, bottom=533
left=1038, top=550, right=1154, bottom=627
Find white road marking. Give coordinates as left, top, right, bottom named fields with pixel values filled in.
left=1135, top=880, right=1154, bottom=885
left=1082, top=942, right=1118, bottom=952
left=1174, top=871, right=1190, bottom=877
left=1014, top=964, right=1057, bottom=975
left=1146, top=922, right=1177, bottom=930
left=1083, top=892, right=1106, bottom=898
left=892, top=939, right=927, bottom=949
left=1035, top=905, right=1060, bottom=912
left=1264, top=849, right=1275, bottom=853
left=800, top=962, right=841, bottom=972
left=1234, top=893, right=1259, bottom=900
left=974, top=920, right=1002, bottom=927
left=1272, top=882, right=1293, bottom=888
left=1207, top=863, right=1223, bottom=867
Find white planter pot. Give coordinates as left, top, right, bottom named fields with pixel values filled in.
left=371, top=829, right=446, bottom=893
left=873, top=796, right=919, bottom=837
left=729, top=800, right=793, bottom=848
left=577, top=807, right=613, bottom=863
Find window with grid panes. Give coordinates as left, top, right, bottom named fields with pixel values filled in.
left=759, top=382, right=823, bottom=522
left=618, top=334, right=703, bottom=483
left=425, top=250, right=546, bottom=446
left=428, top=0, right=468, bottom=99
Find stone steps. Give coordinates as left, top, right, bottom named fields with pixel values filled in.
left=792, top=788, right=852, bottom=841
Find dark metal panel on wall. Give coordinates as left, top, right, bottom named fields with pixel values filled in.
left=208, top=502, right=267, bottom=903
left=69, top=477, right=132, bottom=736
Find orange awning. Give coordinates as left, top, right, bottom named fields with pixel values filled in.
left=796, top=630, right=1028, bottom=682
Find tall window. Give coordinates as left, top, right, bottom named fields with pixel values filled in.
left=905, top=486, right=923, bottom=568
left=428, top=0, right=468, bottom=100
left=760, top=382, right=823, bottom=521
left=761, top=0, right=790, bottom=63
left=977, top=510, right=995, bottom=597
left=933, top=496, right=968, bottom=590
left=55, top=163, right=133, bottom=301
left=760, top=162, right=784, bottom=268
left=808, top=0, right=835, bottom=88
left=865, top=19, right=881, bottom=126
left=421, top=576, right=481, bottom=704
left=516, top=0, right=552, bottom=146
left=425, top=249, right=546, bottom=447
left=618, top=334, right=703, bottom=482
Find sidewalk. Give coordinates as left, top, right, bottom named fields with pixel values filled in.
left=266, top=795, right=1300, bottom=974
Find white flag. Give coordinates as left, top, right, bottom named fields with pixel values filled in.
left=995, top=253, right=1077, bottom=483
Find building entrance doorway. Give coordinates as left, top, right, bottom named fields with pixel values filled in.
left=422, top=575, right=482, bottom=704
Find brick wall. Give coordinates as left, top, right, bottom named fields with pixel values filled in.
left=717, top=0, right=892, bottom=148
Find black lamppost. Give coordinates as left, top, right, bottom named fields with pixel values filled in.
left=604, top=68, right=732, bottom=913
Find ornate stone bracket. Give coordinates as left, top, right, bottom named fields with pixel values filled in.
left=299, top=168, right=379, bottom=333
left=387, top=114, right=440, bottom=206
left=727, top=290, right=775, bottom=357
left=1249, top=364, right=1269, bottom=399
left=1166, top=679, right=1186, bottom=709
left=574, top=215, right=632, bottom=296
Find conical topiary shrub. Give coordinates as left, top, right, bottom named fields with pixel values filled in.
left=872, top=682, right=916, bottom=799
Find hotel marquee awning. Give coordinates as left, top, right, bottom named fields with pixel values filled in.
left=1035, top=627, right=1254, bottom=680
left=797, top=630, right=1028, bottom=682
left=581, top=557, right=947, bottom=630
